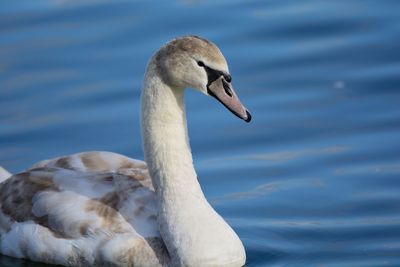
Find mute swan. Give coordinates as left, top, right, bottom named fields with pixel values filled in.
left=0, top=36, right=251, bottom=267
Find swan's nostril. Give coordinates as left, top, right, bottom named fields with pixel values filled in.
left=222, top=80, right=233, bottom=97
left=224, top=87, right=232, bottom=97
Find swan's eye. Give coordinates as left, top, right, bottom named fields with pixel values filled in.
left=224, top=74, right=232, bottom=83
left=197, top=61, right=205, bottom=67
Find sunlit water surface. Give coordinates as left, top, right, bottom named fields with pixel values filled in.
left=1, top=1, right=400, bottom=266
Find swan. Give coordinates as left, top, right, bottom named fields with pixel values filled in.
left=0, top=36, right=251, bottom=267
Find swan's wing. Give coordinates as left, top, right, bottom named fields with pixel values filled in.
left=0, top=151, right=167, bottom=267
left=30, top=151, right=155, bottom=190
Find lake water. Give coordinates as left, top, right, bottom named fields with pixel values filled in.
left=1, top=0, right=400, bottom=266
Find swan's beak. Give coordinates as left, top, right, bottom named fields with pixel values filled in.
left=207, top=76, right=252, bottom=122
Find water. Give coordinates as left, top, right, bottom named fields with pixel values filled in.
left=1, top=0, right=400, bottom=266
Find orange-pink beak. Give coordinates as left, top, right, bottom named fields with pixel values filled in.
left=207, top=76, right=251, bottom=122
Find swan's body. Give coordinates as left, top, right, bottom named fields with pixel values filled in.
left=0, top=36, right=250, bottom=267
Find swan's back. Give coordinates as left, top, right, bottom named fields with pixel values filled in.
left=0, top=151, right=168, bottom=267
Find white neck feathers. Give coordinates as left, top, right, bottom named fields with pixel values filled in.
left=140, top=58, right=245, bottom=267
left=140, top=62, right=200, bottom=196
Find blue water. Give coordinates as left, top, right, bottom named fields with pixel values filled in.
left=1, top=1, right=400, bottom=266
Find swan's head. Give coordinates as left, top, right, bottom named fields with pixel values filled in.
left=154, top=35, right=251, bottom=122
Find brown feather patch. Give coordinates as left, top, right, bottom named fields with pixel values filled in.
left=81, top=152, right=109, bottom=171
left=84, top=191, right=128, bottom=234
left=0, top=169, right=58, bottom=223
left=55, top=157, right=73, bottom=170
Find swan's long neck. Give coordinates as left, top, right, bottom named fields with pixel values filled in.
left=140, top=63, right=201, bottom=199
left=140, top=60, right=245, bottom=267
